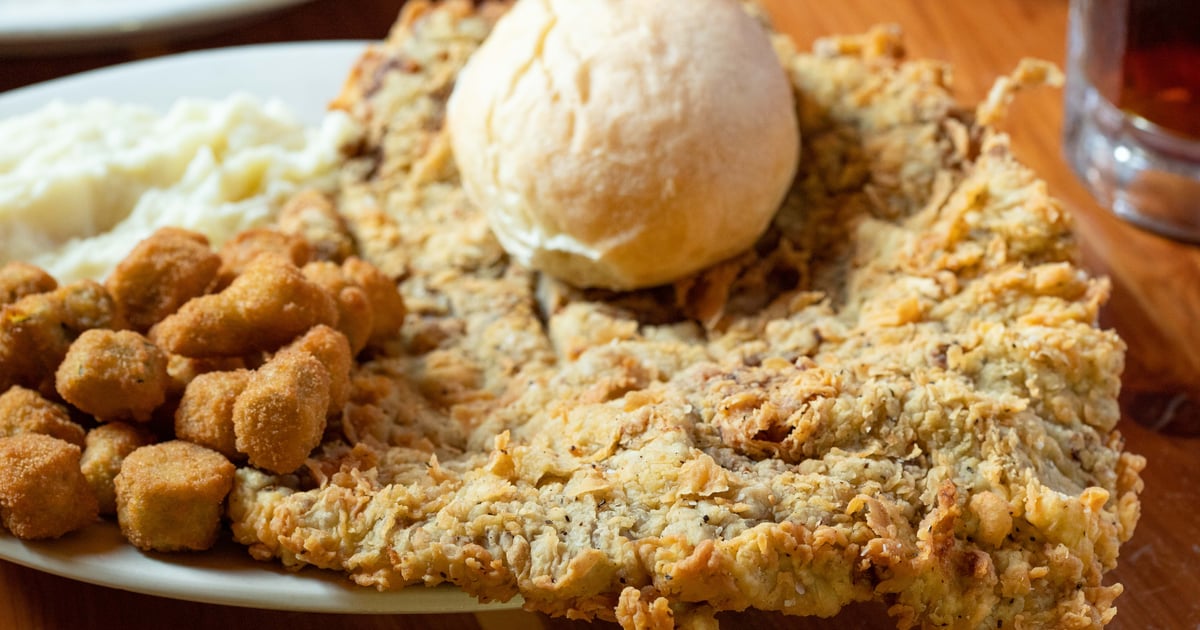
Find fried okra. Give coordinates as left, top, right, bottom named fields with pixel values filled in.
left=0, top=433, right=98, bottom=539
left=80, top=422, right=153, bottom=515
left=216, top=228, right=312, bottom=287
left=279, top=325, right=352, bottom=415
left=174, top=369, right=251, bottom=460
left=52, top=278, right=123, bottom=331
left=342, top=257, right=407, bottom=346
left=233, top=351, right=330, bottom=474
left=166, top=354, right=247, bottom=397
left=55, top=329, right=169, bottom=422
left=0, top=386, right=85, bottom=447
left=150, top=255, right=337, bottom=358
left=302, top=261, right=373, bottom=355
left=114, top=440, right=234, bottom=552
left=0, top=280, right=122, bottom=395
left=105, top=227, right=221, bottom=332
left=0, top=261, right=56, bottom=306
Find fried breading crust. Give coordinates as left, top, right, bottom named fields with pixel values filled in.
left=80, top=422, right=153, bottom=515
left=166, top=354, right=248, bottom=397
left=55, top=329, right=169, bottom=422
left=150, top=254, right=337, bottom=358
left=0, top=261, right=56, bottom=307
left=0, top=433, right=98, bottom=539
left=278, top=325, right=352, bottom=416
left=232, top=351, right=330, bottom=474
left=175, top=369, right=252, bottom=460
left=341, top=257, right=407, bottom=347
left=302, top=261, right=375, bottom=355
left=229, top=3, right=1143, bottom=629
left=104, top=227, right=221, bottom=332
left=114, top=440, right=235, bottom=552
left=0, top=280, right=123, bottom=396
left=0, top=385, right=86, bottom=447
left=216, top=228, right=313, bottom=288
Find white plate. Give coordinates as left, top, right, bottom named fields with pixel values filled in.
left=0, top=42, right=521, bottom=614
left=0, top=525, right=518, bottom=613
left=0, top=40, right=361, bottom=121
left=0, top=0, right=314, bottom=55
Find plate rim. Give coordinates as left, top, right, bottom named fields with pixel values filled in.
left=0, top=523, right=522, bottom=614
left=0, top=0, right=316, bottom=54
left=0, top=40, right=524, bottom=615
left=0, top=39, right=367, bottom=120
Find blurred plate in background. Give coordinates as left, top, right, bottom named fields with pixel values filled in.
left=0, top=0, right=315, bottom=55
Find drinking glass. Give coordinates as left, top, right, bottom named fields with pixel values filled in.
left=1063, top=0, right=1200, bottom=242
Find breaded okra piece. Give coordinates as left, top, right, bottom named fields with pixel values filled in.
left=114, top=440, right=235, bottom=552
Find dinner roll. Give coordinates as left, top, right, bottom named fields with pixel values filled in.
left=448, top=0, right=799, bottom=290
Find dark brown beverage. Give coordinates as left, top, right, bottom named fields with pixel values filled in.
left=1066, top=0, right=1200, bottom=244
left=1117, top=0, right=1200, bottom=139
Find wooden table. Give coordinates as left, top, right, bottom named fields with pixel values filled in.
left=1, top=1, right=1197, bottom=628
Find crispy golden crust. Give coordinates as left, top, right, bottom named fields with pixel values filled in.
left=229, top=3, right=1143, bottom=629
left=166, top=354, right=247, bottom=397
left=216, top=228, right=313, bottom=288
left=278, top=325, right=353, bottom=416
left=104, top=227, right=220, bottom=332
left=150, top=254, right=337, bottom=358
left=232, top=351, right=330, bottom=474
left=0, top=280, right=122, bottom=396
left=302, top=261, right=375, bottom=356
left=0, top=433, right=98, bottom=539
left=0, top=261, right=56, bottom=307
left=55, top=329, right=169, bottom=423
left=114, top=440, right=235, bottom=552
left=341, top=257, right=407, bottom=347
left=0, top=385, right=85, bottom=447
left=175, top=369, right=251, bottom=461
left=80, top=422, right=153, bottom=515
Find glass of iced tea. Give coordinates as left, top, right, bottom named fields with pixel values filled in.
left=1064, top=0, right=1200, bottom=242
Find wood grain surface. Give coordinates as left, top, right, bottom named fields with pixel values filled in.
left=1, top=1, right=1197, bottom=628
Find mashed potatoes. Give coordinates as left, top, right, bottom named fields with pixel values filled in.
left=0, top=94, right=359, bottom=282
